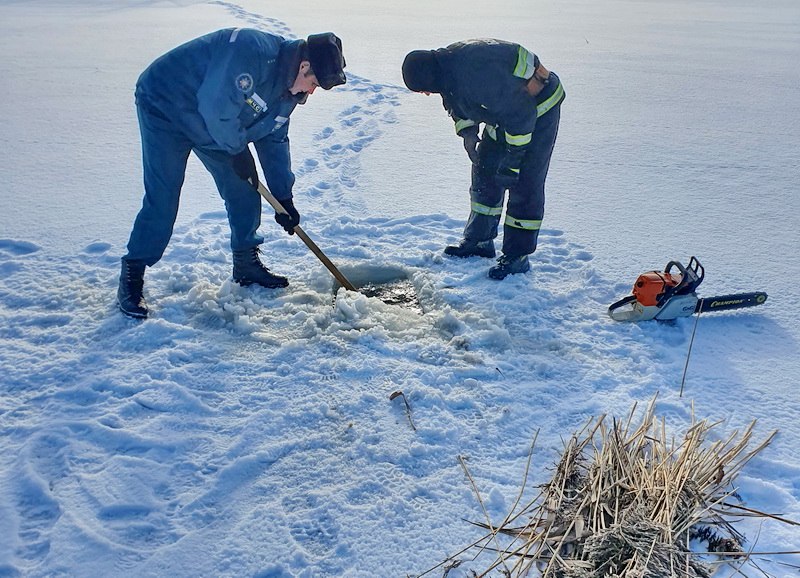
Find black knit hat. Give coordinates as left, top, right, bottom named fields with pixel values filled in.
left=307, top=33, right=346, bottom=90
left=402, top=50, right=442, bottom=93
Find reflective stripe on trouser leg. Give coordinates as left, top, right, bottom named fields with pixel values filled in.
left=501, top=103, right=561, bottom=258
left=193, top=147, right=264, bottom=252
left=124, top=105, right=192, bottom=266
left=502, top=220, right=541, bottom=258
left=463, top=136, right=506, bottom=241
left=464, top=204, right=503, bottom=242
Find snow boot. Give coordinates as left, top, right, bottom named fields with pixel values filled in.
left=117, top=259, right=148, bottom=319
left=232, top=248, right=289, bottom=288
left=488, top=254, right=530, bottom=280
left=444, top=239, right=496, bottom=258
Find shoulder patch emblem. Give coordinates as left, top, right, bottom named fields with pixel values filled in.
left=236, top=73, right=254, bottom=93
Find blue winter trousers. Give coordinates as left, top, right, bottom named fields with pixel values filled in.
left=123, top=105, right=263, bottom=266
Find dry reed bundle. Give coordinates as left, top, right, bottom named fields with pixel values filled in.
left=422, top=397, right=799, bottom=578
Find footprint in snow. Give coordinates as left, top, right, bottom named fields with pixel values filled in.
left=10, top=435, right=65, bottom=568
left=0, top=261, right=23, bottom=280
left=82, top=241, right=111, bottom=254
left=323, top=144, right=344, bottom=156
left=348, top=135, right=377, bottom=153
left=0, top=239, right=40, bottom=256
left=342, top=115, right=362, bottom=127
left=198, top=211, right=228, bottom=221
left=294, top=157, right=320, bottom=177
left=314, top=126, right=334, bottom=140
left=210, top=1, right=293, bottom=37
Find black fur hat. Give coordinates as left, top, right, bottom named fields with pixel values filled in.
left=402, top=50, right=442, bottom=93
left=307, top=33, right=346, bottom=89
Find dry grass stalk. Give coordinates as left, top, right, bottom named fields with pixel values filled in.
left=425, top=397, right=795, bottom=578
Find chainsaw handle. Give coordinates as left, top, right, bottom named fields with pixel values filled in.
left=687, top=256, right=705, bottom=283
left=664, top=257, right=704, bottom=280
left=665, top=256, right=704, bottom=298
left=664, top=259, right=687, bottom=278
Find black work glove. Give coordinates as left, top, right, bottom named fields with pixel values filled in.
left=495, top=165, right=520, bottom=190
left=459, top=125, right=480, bottom=164
left=496, top=146, right=526, bottom=190
left=274, top=197, right=300, bottom=235
left=231, top=148, right=259, bottom=189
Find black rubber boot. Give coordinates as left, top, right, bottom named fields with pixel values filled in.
left=488, top=254, right=530, bottom=280
left=232, top=248, right=289, bottom=288
left=443, top=239, right=496, bottom=258
left=117, top=259, right=149, bottom=318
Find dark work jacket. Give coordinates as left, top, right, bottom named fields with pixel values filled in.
left=135, top=28, right=307, bottom=199
left=434, top=39, right=564, bottom=170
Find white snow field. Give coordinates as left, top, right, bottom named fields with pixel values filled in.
left=1, top=0, right=798, bottom=576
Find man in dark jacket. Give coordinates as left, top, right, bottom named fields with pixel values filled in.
left=118, top=28, right=346, bottom=318
left=402, top=39, right=564, bottom=279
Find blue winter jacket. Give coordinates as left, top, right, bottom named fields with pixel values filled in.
left=135, top=28, right=306, bottom=199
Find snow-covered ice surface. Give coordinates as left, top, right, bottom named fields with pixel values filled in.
left=1, top=0, right=798, bottom=576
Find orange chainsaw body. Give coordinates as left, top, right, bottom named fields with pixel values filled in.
left=632, top=271, right=682, bottom=307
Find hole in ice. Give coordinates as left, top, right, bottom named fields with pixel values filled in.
left=333, top=265, right=420, bottom=311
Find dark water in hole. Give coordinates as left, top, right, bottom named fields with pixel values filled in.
left=359, top=279, right=420, bottom=310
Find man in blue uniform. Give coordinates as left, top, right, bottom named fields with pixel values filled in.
left=402, top=39, right=564, bottom=279
left=118, top=28, right=346, bottom=318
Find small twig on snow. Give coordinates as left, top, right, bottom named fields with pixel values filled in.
left=390, top=391, right=417, bottom=431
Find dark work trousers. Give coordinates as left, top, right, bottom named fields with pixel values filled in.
left=123, top=104, right=263, bottom=266
left=463, top=103, right=561, bottom=258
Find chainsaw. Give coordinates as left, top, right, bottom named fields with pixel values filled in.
left=608, top=257, right=768, bottom=322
